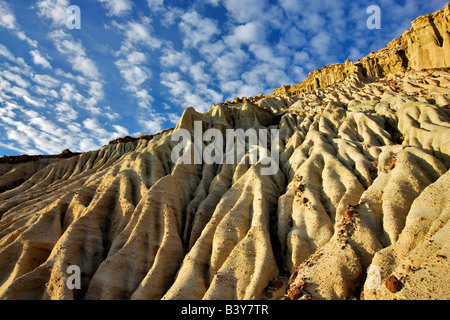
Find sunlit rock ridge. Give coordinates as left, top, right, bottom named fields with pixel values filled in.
left=0, top=4, right=449, bottom=300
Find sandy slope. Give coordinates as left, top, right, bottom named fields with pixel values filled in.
left=0, top=6, right=449, bottom=301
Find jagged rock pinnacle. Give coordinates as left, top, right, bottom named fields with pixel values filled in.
left=0, top=4, right=449, bottom=301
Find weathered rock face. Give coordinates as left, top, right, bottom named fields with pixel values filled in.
left=0, top=6, right=449, bottom=301
left=273, top=3, right=450, bottom=96
left=405, top=4, right=450, bottom=70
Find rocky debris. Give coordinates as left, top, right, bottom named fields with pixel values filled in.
left=108, top=128, right=174, bottom=145
left=264, top=277, right=287, bottom=300
left=0, top=149, right=81, bottom=165
left=385, top=275, right=403, bottom=293
left=0, top=150, right=82, bottom=195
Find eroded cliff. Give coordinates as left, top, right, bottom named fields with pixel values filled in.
left=0, top=5, right=449, bottom=301
left=272, top=3, right=450, bottom=96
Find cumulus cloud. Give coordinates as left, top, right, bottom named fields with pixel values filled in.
left=111, top=17, right=161, bottom=110
left=160, top=71, right=222, bottom=112
left=60, top=83, right=83, bottom=102
left=1, top=108, right=84, bottom=155
left=147, top=0, right=164, bottom=12
left=138, top=116, right=165, bottom=134
left=36, top=0, right=70, bottom=27
left=0, top=43, right=15, bottom=61
left=0, top=0, right=16, bottom=29
left=116, top=19, right=162, bottom=51
left=30, top=50, right=52, bottom=69
left=160, top=47, right=192, bottom=71
left=1, top=70, right=30, bottom=88
left=33, top=74, right=60, bottom=88
left=37, top=2, right=102, bottom=84
left=222, top=0, right=268, bottom=23
left=115, top=59, right=151, bottom=87
left=310, top=32, right=333, bottom=61
left=83, top=118, right=109, bottom=137
left=0, top=0, right=37, bottom=47
left=50, top=30, right=100, bottom=79
left=179, top=11, right=220, bottom=48
left=55, top=102, right=77, bottom=122
left=224, top=22, right=264, bottom=46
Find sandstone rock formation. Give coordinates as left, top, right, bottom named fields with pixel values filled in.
left=272, top=3, right=450, bottom=96
left=0, top=5, right=449, bottom=300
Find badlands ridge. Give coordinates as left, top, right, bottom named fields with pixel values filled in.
left=0, top=4, right=449, bottom=300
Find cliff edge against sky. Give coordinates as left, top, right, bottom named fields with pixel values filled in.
left=0, top=4, right=449, bottom=300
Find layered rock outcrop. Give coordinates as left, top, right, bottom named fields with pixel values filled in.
left=272, top=3, right=450, bottom=96
left=0, top=5, right=449, bottom=300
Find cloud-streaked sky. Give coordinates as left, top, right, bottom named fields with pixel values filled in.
left=0, top=0, right=447, bottom=156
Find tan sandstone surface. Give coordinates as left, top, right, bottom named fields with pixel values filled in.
left=0, top=5, right=449, bottom=300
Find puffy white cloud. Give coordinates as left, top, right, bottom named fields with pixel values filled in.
left=98, top=0, right=133, bottom=16
left=33, top=74, right=60, bottom=88
left=55, top=102, right=77, bottom=122
left=198, top=40, right=226, bottom=62
left=72, top=55, right=100, bottom=80
left=50, top=30, right=100, bottom=80
left=60, top=83, right=83, bottom=102
left=349, top=47, right=363, bottom=62
left=114, top=54, right=152, bottom=108
left=161, top=7, right=184, bottom=26
left=83, top=118, right=109, bottom=137
left=160, top=48, right=191, bottom=71
left=30, top=50, right=52, bottom=69
left=310, top=31, right=333, bottom=61
left=104, top=106, right=120, bottom=120
left=0, top=0, right=16, bottom=29
left=161, top=72, right=190, bottom=97
left=147, top=0, right=164, bottom=12
left=222, top=0, right=268, bottom=23
left=36, top=0, right=70, bottom=27
left=79, top=138, right=99, bottom=152
left=0, top=72, right=47, bottom=108
left=179, top=11, right=220, bottom=48
left=1, top=70, right=30, bottom=88
left=189, top=62, right=211, bottom=84
left=249, top=43, right=287, bottom=68
left=2, top=111, right=76, bottom=154
left=278, top=0, right=303, bottom=14
left=167, top=112, right=181, bottom=125
left=119, top=20, right=162, bottom=50
left=160, top=71, right=222, bottom=112
left=33, top=86, right=58, bottom=99
left=134, top=89, right=154, bottom=109
left=204, top=0, right=220, bottom=6
left=0, top=43, right=15, bottom=61
left=0, top=0, right=37, bottom=47
left=111, top=18, right=161, bottom=110
left=126, top=51, right=147, bottom=65
left=0, top=141, right=37, bottom=155
left=22, top=95, right=45, bottom=108
left=224, top=22, right=264, bottom=46
left=110, top=125, right=130, bottom=141
left=211, top=48, right=248, bottom=81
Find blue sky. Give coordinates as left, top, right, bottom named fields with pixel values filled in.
left=0, top=0, right=447, bottom=156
